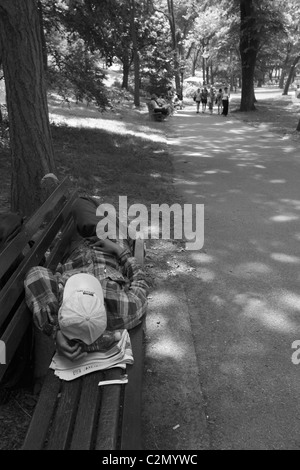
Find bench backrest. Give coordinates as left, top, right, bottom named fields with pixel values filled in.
left=147, top=102, right=154, bottom=112
left=148, top=101, right=161, bottom=111
left=0, top=178, right=78, bottom=383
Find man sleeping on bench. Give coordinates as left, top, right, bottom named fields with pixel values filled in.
left=24, top=196, right=150, bottom=361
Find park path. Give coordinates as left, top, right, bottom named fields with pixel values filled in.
left=166, top=102, right=300, bottom=450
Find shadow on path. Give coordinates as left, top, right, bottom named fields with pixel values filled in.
left=167, top=106, right=300, bottom=450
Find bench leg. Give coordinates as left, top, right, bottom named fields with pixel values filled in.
left=153, top=113, right=164, bottom=122
left=33, top=326, right=55, bottom=392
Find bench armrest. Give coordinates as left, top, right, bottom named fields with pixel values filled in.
left=134, top=238, right=144, bottom=266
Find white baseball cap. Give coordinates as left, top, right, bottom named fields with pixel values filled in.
left=58, top=273, right=107, bottom=345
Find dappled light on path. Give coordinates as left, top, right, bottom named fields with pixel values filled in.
left=165, top=104, right=300, bottom=449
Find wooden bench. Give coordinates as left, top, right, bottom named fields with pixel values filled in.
left=147, top=101, right=166, bottom=122
left=0, top=177, right=146, bottom=450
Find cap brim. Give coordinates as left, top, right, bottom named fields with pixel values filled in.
left=63, top=273, right=104, bottom=304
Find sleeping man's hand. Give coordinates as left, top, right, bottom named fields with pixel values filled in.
left=90, top=239, right=123, bottom=258
left=55, top=330, right=87, bottom=361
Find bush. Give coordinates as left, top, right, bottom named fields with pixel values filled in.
left=183, top=84, right=199, bottom=99
left=47, top=41, right=109, bottom=110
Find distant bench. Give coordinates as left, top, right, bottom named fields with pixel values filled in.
left=147, top=101, right=167, bottom=122
left=0, top=177, right=146, bottom=450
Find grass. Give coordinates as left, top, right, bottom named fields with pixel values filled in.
left=0, top=95, right=177, bottom=212
left=51, top=123, right=173, bottom=208
left=229, top=87, right=300, bottom=141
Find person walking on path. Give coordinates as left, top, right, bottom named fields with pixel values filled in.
left=215, top=88, right=223, bottom=114
left=201, top=87, right=208, bottom=113
left=221, top=86, right=230, bottom=116
left=193, top=88, right=202, bottom=113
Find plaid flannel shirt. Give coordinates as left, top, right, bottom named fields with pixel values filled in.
left=24, top=238, right=149, bottom=339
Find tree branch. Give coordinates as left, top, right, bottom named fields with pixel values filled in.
left=153, top=7, right=170, bottom=21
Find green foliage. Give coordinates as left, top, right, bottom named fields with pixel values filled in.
left=106, top=84, right=134, bottom=107
left=47, top=37, right=109, bottom=109
left=41, top=0, right=300, bottom=103
left=139, top=11, right=174, bottom=94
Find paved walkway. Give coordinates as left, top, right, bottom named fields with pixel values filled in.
left=165, top=104, right=300, bottom=450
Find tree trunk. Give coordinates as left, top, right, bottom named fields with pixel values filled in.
left=37, top=0, right=48, bottom=72
left=279, top=43, right=293, bottom=89
left=230, top=74, right=235, bottom=91
left=191, top=48, right=200, bottom=76
left=122, top=69, right=130, bottom=90
left=121, top=50, right=131, bottom=89
left=0, top=0, right=56, bottom=216
left=296, top=117, right=300, bottom=132
left=282, top=55, right=300, bottom=95
left=279, top=71, right=285, bottom=89
left=174, top=65, right=181, bottom=95
left=167, top=0, right=181, bottom=93
left=239, top=0, right=259, bottom=111
left=130, top=0, right=140, bottom=107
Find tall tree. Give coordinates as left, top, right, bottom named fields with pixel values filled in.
left=166, top=0, right=180, bottom=93
left=239, top=0, right=259, bottom=111
left=239, top=0, right=286, bottom=110
left=283, top=54, right=300, bottom=95
left=280, top=0, right=300, bottom=94
left=0, top=0, right=56, bottom=216
left=130, top=0, right=140, bottom=107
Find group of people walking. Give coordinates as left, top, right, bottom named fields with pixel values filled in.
left=193, top=86, right=230, bottom=116
left=150, top=84, right=231, bottom=119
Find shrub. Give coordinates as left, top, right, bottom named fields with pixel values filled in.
left=47, top=40, right=109, bottom=110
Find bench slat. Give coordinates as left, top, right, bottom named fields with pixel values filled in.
left=0, top=178, right=70, bottom=279
left=94, top=368, right=124, bottom=450
left=0, top=302, right=31, bottom=382
left=24, top=178, right=70, bottom=233
left=0, top=191, right=78, bottom=330
left=46, top=216, right=76, bottom=272
left=69, top=372, right=104, bottom=450
left=120, top=321, right=145, bottom=450
left=46, top=379, right=82, bottom=450
left=22, top=371, right=61, bottom=450
left=134, top=238, right=145, bottom=266
left=147, top=102, right=165, bottom=122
